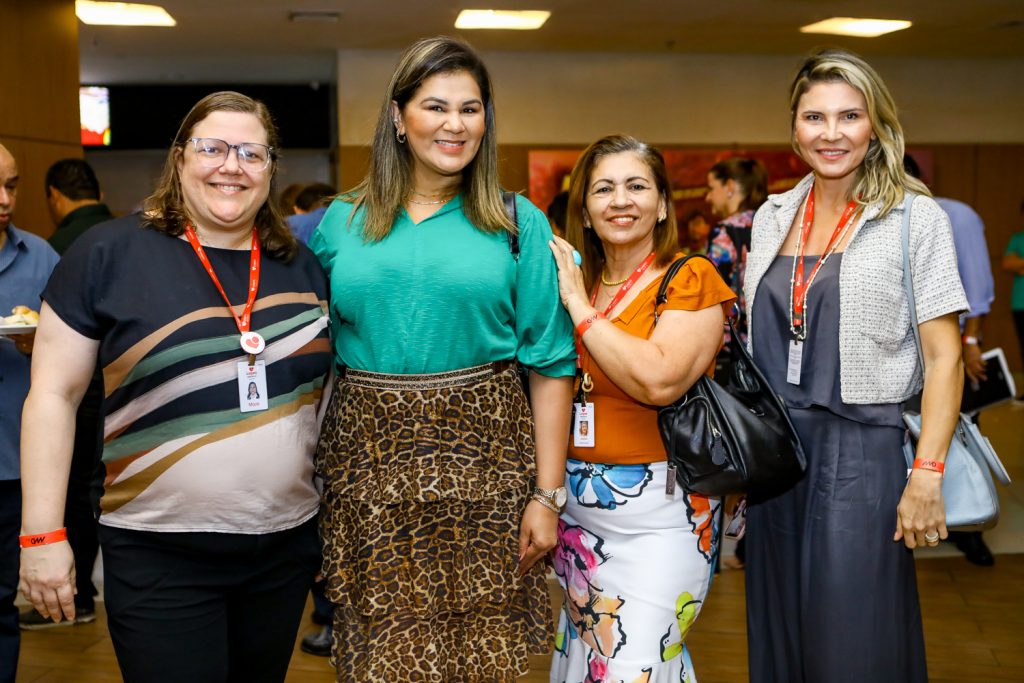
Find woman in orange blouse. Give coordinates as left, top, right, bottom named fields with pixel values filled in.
left=547, top=135, right=735, bottom=683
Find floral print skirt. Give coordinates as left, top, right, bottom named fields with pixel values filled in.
left=550, top=459, right=720, bottom=683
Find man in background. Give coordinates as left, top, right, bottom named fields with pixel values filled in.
left=45, top=158, right=114, bottom=255
left=0, top=143, right=60, bottom=681
left=18, top=158, right=112, bottom=630
left=287, top=182, right=334, bottom=245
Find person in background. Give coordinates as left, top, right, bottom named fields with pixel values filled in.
left=278, top=182, right=303, bottom=216
left=705, top=156, right=769, bottom=345
left=905, top=153, right=996, bottom=567
left=548, top=134, right=735, bottom=682
left=18, top=92, right=331, bottom=683
left=1003, top=220, right=1024, bottom=402
left=19, top=158, right=113, bottom=631
left=743, top=49, right=965, bottom=682
left=0, top=142, right=60, bottom=683
left=310, top=36, right=573, bottom=680
left=44, top=159, right=115, bottom=255
left=287, top=182, right=334, bottom=245
left=681, top=208, right=712, bottom=255
left=547, top=189, right=569, bottom=238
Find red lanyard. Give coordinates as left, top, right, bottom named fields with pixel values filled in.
left=790, top=188, right=859, bottom=336
left=183, top=224, right=261, bottom=336
left=576, top=251, right=656, bottom=368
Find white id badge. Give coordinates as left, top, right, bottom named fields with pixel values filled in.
left=573, top=402, right=595, bottom=447
left=237, top=360, right=269, bottom=412
left=786, top=340, right=803, bottom=385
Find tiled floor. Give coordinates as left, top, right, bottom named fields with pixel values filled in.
left=16, top=388, right=1024, bottom=682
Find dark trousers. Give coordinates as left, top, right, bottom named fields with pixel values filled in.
left=310, top=576, right=334, bottom=625
left=99, top=517, right=320, bottom=683
left=0, top=479, right=21, bottom=683
left=1015, top=310, right=1024, bottom=379
left=66, top=376, right=103, bottom=610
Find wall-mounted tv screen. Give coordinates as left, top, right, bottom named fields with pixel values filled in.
left=81, top=86, right=111, bottom=146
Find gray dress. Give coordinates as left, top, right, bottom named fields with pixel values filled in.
left=745, top=253, right=928, bottom=683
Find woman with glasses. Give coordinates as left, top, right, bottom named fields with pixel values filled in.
left=310, top=37, right=574, bottom=680
left=18, top=91, right=331, bottom=683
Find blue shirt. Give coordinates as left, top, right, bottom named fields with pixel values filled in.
left=936, top=198, right=994, bottom=320
left=0, top=226, right=59, bottom=479
left=287, top=207, right=328, bottom=245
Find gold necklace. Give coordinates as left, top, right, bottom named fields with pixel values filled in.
left=408, top=195, right=454, bottom=206
left=601, top=272, right=630, bottom=286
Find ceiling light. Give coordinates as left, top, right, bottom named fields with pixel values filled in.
left=75, top=1, right=176, bottom=27
left=800, top=17, right=911, bottom=37
left=455, top=10, right=550, bottom=30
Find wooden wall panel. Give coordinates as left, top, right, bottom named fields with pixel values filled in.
left=0, top=0, right=80, bottom=238
left=973, top=145, right=1024, bottom=371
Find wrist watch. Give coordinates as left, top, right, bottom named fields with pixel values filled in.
left=531, top=485, right=568, bottom=513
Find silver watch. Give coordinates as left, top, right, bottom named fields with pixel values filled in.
left=532, top=485, right=568, bottom=513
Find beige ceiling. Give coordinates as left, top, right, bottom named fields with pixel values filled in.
left=78, top=0, right=1024, bottom=81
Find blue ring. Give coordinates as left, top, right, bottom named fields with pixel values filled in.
left=572, top=250, right=582, bottom=267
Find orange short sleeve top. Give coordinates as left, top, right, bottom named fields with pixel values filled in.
left=569, top=254, right=737, bottom=465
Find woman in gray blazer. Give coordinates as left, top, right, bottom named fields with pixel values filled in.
left=743, top=48, right=966, bottom=683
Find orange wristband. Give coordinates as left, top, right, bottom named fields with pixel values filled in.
left=19, top=528, right=68, bottom=548
left=912, top=458, right=945, bottom=475
left=575, top=312, right=606, bottom=338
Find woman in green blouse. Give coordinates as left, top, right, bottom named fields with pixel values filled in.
left=309, top=37, right=574, bottom=680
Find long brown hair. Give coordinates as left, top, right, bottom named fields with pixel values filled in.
left=346, top=36, right=513, bottom=241
left=709, top=157, right=769, bottom=212
left=143, top=91, right=296, bottom=261
left=565, top=135, right=679, bottom=292
left=789, top=48, right=929, bottom=217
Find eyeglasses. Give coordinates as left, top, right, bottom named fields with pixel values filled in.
left=186, top=137, right=275, bottom=172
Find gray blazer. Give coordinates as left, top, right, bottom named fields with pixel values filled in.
left=746, top=173, right=967, bottom=404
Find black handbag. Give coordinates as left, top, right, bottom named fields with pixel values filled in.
left=655, top=254, right=806, bottom=497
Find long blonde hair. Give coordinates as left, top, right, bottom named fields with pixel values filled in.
left=346, top=36, right=513, bottom=241
left=789, top=48, right=930, bottom=217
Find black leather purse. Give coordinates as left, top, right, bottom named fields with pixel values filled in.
left=655, top=255, right=806, bottom=497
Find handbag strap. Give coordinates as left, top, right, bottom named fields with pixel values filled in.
left=654, top=252, right=739, bottom=338
left=503, top=191, right=520, bottom=261
left=899, top=192, right=925, bottom=369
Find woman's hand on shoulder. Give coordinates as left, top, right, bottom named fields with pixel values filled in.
left=548, top=235, right=592, bottom=319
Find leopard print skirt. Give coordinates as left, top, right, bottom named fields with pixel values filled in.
left=316, top=363, right=552, bottom=682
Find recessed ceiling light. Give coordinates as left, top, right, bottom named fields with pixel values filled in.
left=800, top=17, right=911, bottom=38
left=75, top=1, right=176, bottom=27
left=455, top=9, right=551, bottom=30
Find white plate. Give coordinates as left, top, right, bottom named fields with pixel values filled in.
left=0, top=324, right=36, bottom=336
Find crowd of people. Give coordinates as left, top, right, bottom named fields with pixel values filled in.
left=1, top=34, right=1021, bottom=683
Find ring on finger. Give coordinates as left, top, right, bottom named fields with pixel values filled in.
left=924, top=530, right=940, bottom=543
left=571, top=249, right=582, bottom=267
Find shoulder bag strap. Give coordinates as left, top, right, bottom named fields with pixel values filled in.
left=654, top=252, right=739, bottom=338
left=503, top=191, right=520, bottom=260
left=899, top=192, right=925, bottom=368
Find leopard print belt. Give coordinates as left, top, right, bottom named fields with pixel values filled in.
left=338, top=359, right=515, bottom=391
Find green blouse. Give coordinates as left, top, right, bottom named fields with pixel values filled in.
left=309, top=194, right=575, bottom=377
